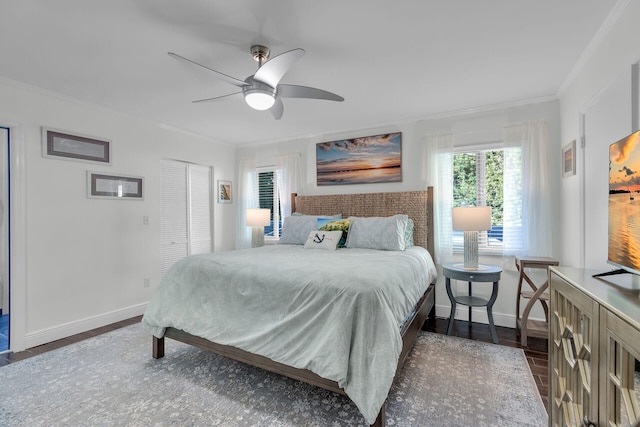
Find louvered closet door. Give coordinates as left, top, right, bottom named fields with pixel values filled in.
left=187, top=163, right=212, bottom=255
left=160, top=160, right=213, bottom=276
left=160, top=160, right=189, bottom=276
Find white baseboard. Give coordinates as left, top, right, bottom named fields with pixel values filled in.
left=25, top=303, right=147, bottom=349
left=435, top=304, right=544, bottom=330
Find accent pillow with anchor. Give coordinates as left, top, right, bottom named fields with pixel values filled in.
left=303, top=230, right=343, bottom=250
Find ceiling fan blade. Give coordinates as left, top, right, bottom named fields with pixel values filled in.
left=277, top=84, right=344, bottom=102
left=192, top=91, right=242, bottom=104
left=253, top=48, right=305, bottom=88
left=168, top=52, right=248, bottom=88
left=270, top=97, right=284, bottom=120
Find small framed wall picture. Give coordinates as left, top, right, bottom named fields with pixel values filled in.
left=562, top=140, right=576, bottom=178
left=218, top=180, right=232, bottom=203
left=87, top=171, right=144, bottom=200
left=42, top=127, right=111, bottom=164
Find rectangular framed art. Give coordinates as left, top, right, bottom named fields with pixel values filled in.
left=42, top=127, right=111, bottom=164
left=87, top=171, right=144, bottom=200
left=562, top=140, right=576, bottom=178
left=316, top=132, right=402, bottom=185
left=218, top=180, right=232, bottom=203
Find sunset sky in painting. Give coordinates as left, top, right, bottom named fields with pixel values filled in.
left=610, top=130, right=640, bottom=192
left=316, top=133, right=401, bottom=173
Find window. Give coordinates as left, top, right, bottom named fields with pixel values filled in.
left=258, top=168, right=282, bottom=240
left=428, top=122, right=547, bottom=262
left=452, top=146, right=522, bottom=255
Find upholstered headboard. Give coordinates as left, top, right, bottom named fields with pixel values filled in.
left=291, top=187, right=434, bottom=256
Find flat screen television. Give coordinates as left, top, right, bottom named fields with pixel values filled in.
left=596, top=129, right=640, bottom=278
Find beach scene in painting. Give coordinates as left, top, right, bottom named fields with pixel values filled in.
left=608, top=130, right=640, bottom=271
left=316, top=132, right=402, bottom=185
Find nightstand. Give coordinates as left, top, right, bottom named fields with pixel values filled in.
left=442, top=263, right=502, bottom=344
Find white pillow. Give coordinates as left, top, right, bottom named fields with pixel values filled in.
left=303, top=230, right=343, bottom=250
left=279, top=216, right=317, bottom=244
left=345, top=214, right=409, bottom=251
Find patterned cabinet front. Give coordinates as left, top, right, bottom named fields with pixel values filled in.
left=550, top=271, right=600, bottom=427
left=600, top=308, right=640, bottom=426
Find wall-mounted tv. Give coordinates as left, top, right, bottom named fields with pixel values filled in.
left=598, top=129, right=640, bottom=277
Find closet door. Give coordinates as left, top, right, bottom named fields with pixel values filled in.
left=160, top=160, right=188, bottom=276
left=187, top=163, right=212, bottom=255
left=160, top=160, right=213, bottom=276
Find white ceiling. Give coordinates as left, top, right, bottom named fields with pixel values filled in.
left=0, top=0, right=620, bottom=145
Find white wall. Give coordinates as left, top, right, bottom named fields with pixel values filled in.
left=559, top=0, right=640, bottom=269
left=582, top=68, right=632, bottom=271
left=0, top=78, right=236, bottom=350
left=237, top=99, right=561, bottom=329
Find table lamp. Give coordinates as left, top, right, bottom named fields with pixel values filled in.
left=246, top=208, right=270, bottom=247
left=452, top=206, right=491, bottom=269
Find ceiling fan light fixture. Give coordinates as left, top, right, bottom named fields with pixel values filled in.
left=245, top=90, right=275, bottom=110
left=244, top=88, right=275, bottom=110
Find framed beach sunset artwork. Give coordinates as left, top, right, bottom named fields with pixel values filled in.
left=316, top=132, right=402, bottom=185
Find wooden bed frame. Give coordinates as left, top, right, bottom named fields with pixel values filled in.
left=152, top=188, right=436, bottom=427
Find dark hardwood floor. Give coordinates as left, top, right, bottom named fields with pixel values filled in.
left=0, top=314, right=549, bottom=410
left=0, top=315, right=143, bottom=366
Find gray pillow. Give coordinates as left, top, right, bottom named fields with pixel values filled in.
left=345, top=214, right=409, bottom=251
left=279, top=214, right=343, bottom=245
left=279, top=216, right=317, bottom=244
left=405, top=218, right=414, bottom=248
left=292, top=213, right=342, bottom=220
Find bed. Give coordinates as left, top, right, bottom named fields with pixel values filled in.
left=142, top=189, right=437, bottom=426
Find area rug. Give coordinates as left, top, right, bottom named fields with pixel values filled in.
left=0, top=323, right=547, bottom=426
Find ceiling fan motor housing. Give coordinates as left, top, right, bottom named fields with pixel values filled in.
left=250, top=45, right=270, bottom=65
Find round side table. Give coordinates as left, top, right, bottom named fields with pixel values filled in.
left=442, top=263, right=502, bottom=344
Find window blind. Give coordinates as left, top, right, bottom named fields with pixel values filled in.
left=258, top=170, right=281, bottom=238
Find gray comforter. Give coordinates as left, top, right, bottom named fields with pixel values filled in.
left=142, top=244, right=437, bottom=424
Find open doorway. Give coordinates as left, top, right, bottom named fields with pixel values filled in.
left=0, top=127, right=8, bottom=352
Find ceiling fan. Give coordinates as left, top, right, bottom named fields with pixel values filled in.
left=168, top=45, right=344, bottom=120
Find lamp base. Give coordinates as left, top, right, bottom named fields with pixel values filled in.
left=251, top=227, right=265, bottom=248
left=454, top=263, right=491, bottom=271
left=463, top=230, right=479, bottom=269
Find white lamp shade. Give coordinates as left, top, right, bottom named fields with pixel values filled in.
left=452, top=206, right=492, bottom=231
left=244, top=91, right=275, bottom=110
left=246, top=208, right=271, bottom=227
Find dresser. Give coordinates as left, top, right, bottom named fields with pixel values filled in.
left=549, top=267, right=640, bottom=426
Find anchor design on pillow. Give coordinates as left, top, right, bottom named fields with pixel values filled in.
left=313, top=233, right=325, bottom=243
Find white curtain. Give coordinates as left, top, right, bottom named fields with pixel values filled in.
left=503, top=121, right=553, bottom=257
left=276, top=153, right=301, bottom=218
left=424, top=133, right=454, bottom=265
left=235, top=158, right=257, bottom=249
left=424, top=120, right=553, bottom=265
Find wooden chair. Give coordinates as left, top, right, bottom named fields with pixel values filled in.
left=515, top=256, right=559, bottom=346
